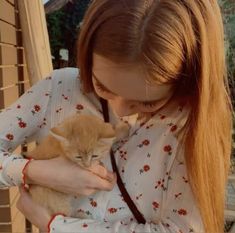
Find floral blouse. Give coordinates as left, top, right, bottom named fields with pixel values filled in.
left=0, top=68, right=204, bottom=232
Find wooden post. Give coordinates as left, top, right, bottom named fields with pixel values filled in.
left=17, top=0, right=53, bottom=84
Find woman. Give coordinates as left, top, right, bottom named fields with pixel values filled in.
left=0, top=0, right=232, bottom=232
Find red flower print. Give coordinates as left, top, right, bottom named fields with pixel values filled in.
left=136, top=194, right=143, bottom=200
left=18, top=121, right=27, bottom=128
left=142, top=139, right=150, bottom=146
left=119, top=149, right=127, bottom=160
left=164, top=145, right=172, bottom=152
left=155, top=178, right=167, bottom=191
left=182, top=176, right=189, bottom=183
left=138, top=139, right=150, bottom=148
left=170, top=125, right=177, bottom=132
left=174, top=192, right=182, bottom=199
left=62, top=94, right=69, bottom=100
left=82, top=223, right=88, bottom=228
left=178, top=208, right=187, bottom=215
left=6, top=134, right=14, bottom=141
left=152, top=201, right=159, bottom=210
left=38, top=118, right=47, bottom=129
left=56, top=107, right=62, bottom=113
left=34, top=105, right=41, bottom=112
left=90, top=200, right=97, bottom=207
left=160, top=114, right=166, bottom=119
left=143, top=165, right=150, bottom=172
left=163, top=145, right=172, bottom=155
left=17, top=104, right=21, bottom=109
left=139, top=165, right=150, bottom=174
left=76, top=104, right=84, bottom=110
left=108, top=208, right=117, bottom=214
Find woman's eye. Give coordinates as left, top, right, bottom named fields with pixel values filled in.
left=92, top=155, right=99, bottom=158
left=95, top=83, right=110, bottom=93
left=140, top=102, right=158, bottom=108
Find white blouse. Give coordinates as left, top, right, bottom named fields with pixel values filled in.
left=0, top=68, right=204, bottom=232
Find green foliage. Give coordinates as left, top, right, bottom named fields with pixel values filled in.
left=46, top=0, right=91, bottom=68
left=46, top=10, right=66, bottom=63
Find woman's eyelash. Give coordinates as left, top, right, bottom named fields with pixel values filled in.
left=140, top=102, right=158, bottom=107
left=95, top=82, right=110, bottom=93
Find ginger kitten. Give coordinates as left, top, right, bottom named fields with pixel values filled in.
left=26, top=114, right=129, bottom=217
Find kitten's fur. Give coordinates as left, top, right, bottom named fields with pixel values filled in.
left=26, top=114, right=129, bottom=217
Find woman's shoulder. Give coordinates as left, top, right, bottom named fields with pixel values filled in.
left=48, top=67, right=85, bottom=96
left=50, top=67, right=80, bottom=84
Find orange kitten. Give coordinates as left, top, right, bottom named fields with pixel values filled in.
left=26, top=114, right=129, bottom=217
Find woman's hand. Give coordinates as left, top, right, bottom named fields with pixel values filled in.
left=24, top=156, right=116, bottom=196
left=16, top=186, right=51, bottom=233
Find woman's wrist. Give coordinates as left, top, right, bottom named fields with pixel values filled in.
left=22, top=158, right=34, bottom=188
left=23, top=159, right=45, bottom=185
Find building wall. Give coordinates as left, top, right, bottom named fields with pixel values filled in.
left=0, top=0, right=30, bottom=232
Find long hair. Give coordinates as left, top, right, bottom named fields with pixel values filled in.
left=77, top=0, right=233, bottom=232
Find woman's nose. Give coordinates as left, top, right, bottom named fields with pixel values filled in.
left=109, top=97, right=137, bottom=117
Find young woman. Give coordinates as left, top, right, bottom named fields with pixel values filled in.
left=0, top=0, right=232, bottom=232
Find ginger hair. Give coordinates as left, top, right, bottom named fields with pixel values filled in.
left=77, top=1, right=233, bottom=232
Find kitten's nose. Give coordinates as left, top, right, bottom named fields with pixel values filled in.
left=83, top=157, right=92, bottom=168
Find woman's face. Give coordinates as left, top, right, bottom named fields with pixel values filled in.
left=92, top=53, right=173, bottom=117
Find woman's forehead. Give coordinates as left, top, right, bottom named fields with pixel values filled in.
left=92, top=53, right=172, bottom=101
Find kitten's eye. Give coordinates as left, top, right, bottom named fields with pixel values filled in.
left=92, top=155, right=99, bottom=158
left=76, top=156, right=82, bottom=159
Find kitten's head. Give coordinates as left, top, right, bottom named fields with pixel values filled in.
left=50, top=114, right=116, bottom=168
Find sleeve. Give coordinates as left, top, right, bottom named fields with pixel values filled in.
left=0, top=76, right=52, bottom=188
left=48, top=147, right=205, bottom=233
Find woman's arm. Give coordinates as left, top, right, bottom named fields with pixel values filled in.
left=0, top=77, right=52, bottom=188
left=0, top=69, right=116, bottom=194
left=24, top=156, right=116, bottom=195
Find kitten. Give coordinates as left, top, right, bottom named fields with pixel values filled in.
left=26, top=114, right=129, bottom=217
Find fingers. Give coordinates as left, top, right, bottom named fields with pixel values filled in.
left=79, top=188, right=97, bottom=196
left=90, top=164, right=116, bottom=182
left=87, top=173, right=117, bottom=191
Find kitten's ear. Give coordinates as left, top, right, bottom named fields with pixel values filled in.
left=50, top=127, right=69, bottom=145
left=101, top=123, right=116, bottom=138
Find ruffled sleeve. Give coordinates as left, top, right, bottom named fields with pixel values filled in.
left=0, top=76, right=52, bottom=188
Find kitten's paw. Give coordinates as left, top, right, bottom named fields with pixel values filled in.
left=114, top=122, right=130, bottom=140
